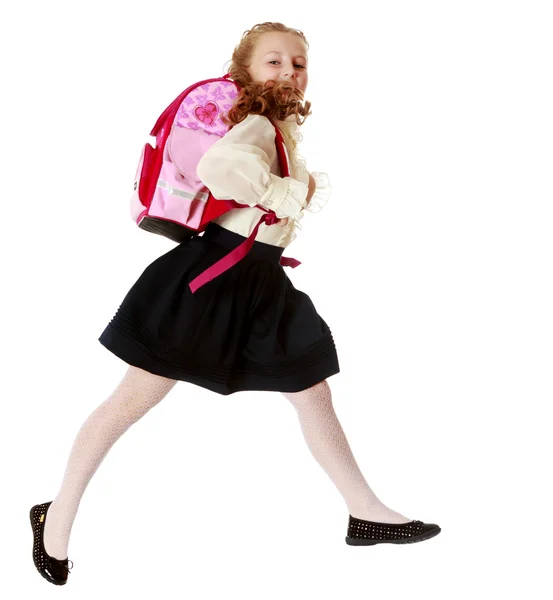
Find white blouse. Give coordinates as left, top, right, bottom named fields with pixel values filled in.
left=196, top=114, right=331, bottom=248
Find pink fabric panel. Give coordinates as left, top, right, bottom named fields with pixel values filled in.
left=168, top=125, right=219, bottom=180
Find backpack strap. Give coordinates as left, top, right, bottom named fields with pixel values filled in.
left=188, top=121, right=302, bottom=294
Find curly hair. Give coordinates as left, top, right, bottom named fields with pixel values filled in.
left=223, top=22, right=312, bottom=127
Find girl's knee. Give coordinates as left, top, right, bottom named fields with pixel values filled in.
left=281, top=379, right=331, bottom=406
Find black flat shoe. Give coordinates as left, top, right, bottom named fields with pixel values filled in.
left=345, top=515, right=441, bottom=545
left=30, top=501, right=74, bottom=585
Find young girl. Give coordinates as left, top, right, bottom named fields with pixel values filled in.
left=30, top=21, right=441, bottom=586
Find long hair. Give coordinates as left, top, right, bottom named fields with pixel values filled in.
left=223, top=22, right=312, bottom=127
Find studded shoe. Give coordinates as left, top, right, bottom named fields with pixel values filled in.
left=30, top=501, right=74, bottom=585
left=345, top=515, right=441, bottom=545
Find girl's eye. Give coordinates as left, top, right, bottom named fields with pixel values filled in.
left=268, top=61, right=306, bottom=69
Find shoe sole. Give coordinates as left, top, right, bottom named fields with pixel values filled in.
left=345, top=526, right=441, bottom=546
left=30, top=506, right=68, bottom=585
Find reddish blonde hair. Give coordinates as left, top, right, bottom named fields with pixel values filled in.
left=223, top=22, right=312, bottom=127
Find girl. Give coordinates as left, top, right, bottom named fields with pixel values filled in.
left=30, top=21, right=441, bottom=586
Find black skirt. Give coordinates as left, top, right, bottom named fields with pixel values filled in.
left=98, top=222, right=340, bottom=395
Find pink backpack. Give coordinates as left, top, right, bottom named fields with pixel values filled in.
left=130, top=74, right=301, bottom=294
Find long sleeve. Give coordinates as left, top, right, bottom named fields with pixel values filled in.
left=196, top=114, right=309, bottom=220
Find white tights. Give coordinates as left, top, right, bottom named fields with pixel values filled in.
left=43, top=367, right=410, bottom=560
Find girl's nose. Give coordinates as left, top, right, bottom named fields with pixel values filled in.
left=282, top=64, right=295, bottom=78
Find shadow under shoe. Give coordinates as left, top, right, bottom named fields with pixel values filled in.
left=30, top=501, right=74, bottom=585
left=345, top=515, right=441, bottom=545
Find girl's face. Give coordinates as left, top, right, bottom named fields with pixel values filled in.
left=247, top=31, right=309, bottom=94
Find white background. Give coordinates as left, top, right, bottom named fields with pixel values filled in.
left=2, top=0, right=552, bottom=597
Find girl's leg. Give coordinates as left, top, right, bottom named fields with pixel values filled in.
left=43, top=365, right=178, bottom=559
left=282, top=379, right=412, bottom=523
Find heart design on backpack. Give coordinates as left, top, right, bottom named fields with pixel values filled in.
left=194, top=102, right=218, bottom=125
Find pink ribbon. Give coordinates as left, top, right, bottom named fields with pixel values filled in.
left=188, top=211, right=301, bottom=294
